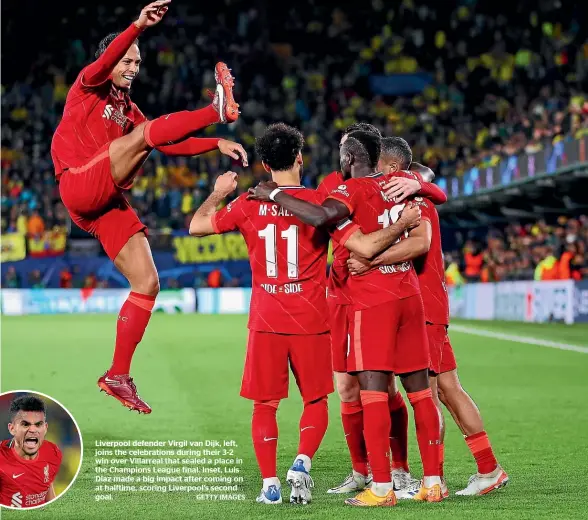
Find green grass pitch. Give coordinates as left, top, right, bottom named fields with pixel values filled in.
left=1, top=315, right=588, bottom=519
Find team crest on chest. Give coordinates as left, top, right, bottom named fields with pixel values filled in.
left=44, top=464, right=50, bottom=483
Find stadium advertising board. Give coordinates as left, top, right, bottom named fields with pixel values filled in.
left=573, top=280, right=588, bottom=324
left=172, top=232, right=248, bottom=264
left=1, top=289, right=196, bottom=316
left=436, top=135, right=587, bottom=198
left=450, top=280, right=577, bottom=324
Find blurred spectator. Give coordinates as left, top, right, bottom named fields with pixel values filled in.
left=29, top=270, right=45, bottom=288
left=451, top=215, right=587, bottom=282
left=207, top=269, right=223, bottom=288
left=59, top=268, right=73, bottom=288
left=27, top=210, right=45, bottom=237
left=84, top=272, right=98, bottom=288
left=3, top=266, right=21, bottom=288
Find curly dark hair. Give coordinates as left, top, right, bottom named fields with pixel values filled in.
left=343, top=130, right=382, bottom=168
left=10, top=395, right=46, bottom=421
left=255, top=123, right=305, bottom=171
left=343, top=122, right=382, bottom=137
left=95, top=32, right=139, bottom=59
left=380, top=137, right=413, bottom=169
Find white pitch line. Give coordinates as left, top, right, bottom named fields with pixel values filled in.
left=450, top=324, right=588, bottom=354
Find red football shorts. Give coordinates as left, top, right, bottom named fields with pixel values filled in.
left=58, top=143, right=146, bottom=261
left=427, top=324, right=458, bottom=374
left=328, top=299, right=349, bottom=373
left=347, top=295, right=429, bottom=374
left=241, top=330, right=334, bottom=402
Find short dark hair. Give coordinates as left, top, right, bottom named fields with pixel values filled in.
left=10, top=395, right=46, bottom=422
left=255, top=123, right=304, bottom=171
left=344, top=130, right=382, bottom=168
left=380, top=137, right=412, bottom=169
left=343, top=122, right=382, bottom=137
left=95, top=32, right=139, bottom=59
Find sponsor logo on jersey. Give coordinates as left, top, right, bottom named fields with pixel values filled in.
left=332, top=184, right=349, bottom=197
left=11, top=492, right=22, bottom=508
left=102, top=104, right=129, bottom=129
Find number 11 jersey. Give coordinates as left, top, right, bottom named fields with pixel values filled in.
left=327, top=173, right=421, bottom=310
left=213, top=187, right=330, bottom=335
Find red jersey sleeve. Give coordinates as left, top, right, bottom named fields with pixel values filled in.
left=326, top=181, right=362, bottom=244
left=326, top=180, right=362, bottom=215
left=399, top=170, right=447, bottom=205
left=212, top=195, right=247, bottom=234
left=316, top=171, right=343, bottom=200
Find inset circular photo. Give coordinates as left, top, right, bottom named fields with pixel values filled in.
left=0, top=390, right=83, bottom=509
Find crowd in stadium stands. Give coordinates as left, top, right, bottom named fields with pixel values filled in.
left=445, top=215, right=588, bottom=284
left=2, top=0, right=587, bottom=282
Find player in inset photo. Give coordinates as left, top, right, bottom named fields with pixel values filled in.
left=0, top=394, right=68, bottom=508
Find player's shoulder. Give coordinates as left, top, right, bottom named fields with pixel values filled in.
left=0, top=439, right=11, bottom=454
left=41, top=441, right=62, bottom=462
left=288, top=186, right=321, bottom=202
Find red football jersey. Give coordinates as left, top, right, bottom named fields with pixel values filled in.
left=413, top=197, right=450, bottom=325
left=51, top=67, right=146, bottom=179
left=328, top=173, right=421, bottom=309
left=0, top=439, right=62, bottom=508
left=213, top=187, right=330, bottom=334
left=316, top=171, right=352, bottom=305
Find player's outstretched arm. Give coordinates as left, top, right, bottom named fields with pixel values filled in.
left=343, top=204, right=422, bottom=258
left=82, top=0, right=170, bottom=87
left=158, top=138, right=248, bottom=165
left=348, top=220, right=432, bottom=275
left=383, top=170, right=447, bottom=205
left=410, top=162, right=435, bottom=182
left=189, top=172, right=237, bottom=236
left=248, top=181, right=350, bottom=227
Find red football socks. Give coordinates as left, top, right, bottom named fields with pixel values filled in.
left=465, top=431, right=498, bottom=474
left=298, top=397, right=328, bottom=459
left=340, top=400, right=368, bottom=476
left=407, top=388, right=441, bottom=477
left=143, top=105, right=219, bottom=148
left=388, top=391, right=409, bottom=472
left=360, top=390, right=391, bottom=483
left=108, top=291, right=155, bottom=376
left=252, top=401, right=279, bottom=478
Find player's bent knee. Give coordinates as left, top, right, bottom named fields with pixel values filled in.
left=134, top=273, right=160, bottom=297
left=336, top=378, right=360, bottom=402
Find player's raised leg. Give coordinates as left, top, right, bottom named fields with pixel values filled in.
left=97, top=232, right=159, bottom=413
left=287, top=333, right=333, bottom=504
left=108, top=62, right=238, bottom=190
left=437, top=368, right=508, bottom=496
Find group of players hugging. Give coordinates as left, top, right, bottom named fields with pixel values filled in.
left=51, top=1, right=508, bottom=508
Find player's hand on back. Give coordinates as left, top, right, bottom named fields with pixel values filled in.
left=398, top=203, right=421, bottom=230
left=135, top=0, right=171, bottom=29
left=214, top=171, right=238, bottom=197
left=247, top=181, right=278, bottom=202
left=383, top=176, right=421, bottom=203
left=218, top=139, right=249, bottom=167
left=347, top=253, right=371, bottom=276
